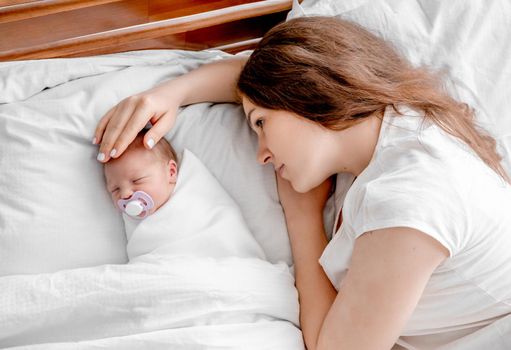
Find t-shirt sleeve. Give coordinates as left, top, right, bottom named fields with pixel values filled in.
left=346, top=166, right=467, bottom=257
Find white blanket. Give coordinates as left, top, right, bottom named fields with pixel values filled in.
left=0, top=256, right=303, bottom=349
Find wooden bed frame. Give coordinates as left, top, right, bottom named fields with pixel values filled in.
left=0, top=0, right=294, bottom=61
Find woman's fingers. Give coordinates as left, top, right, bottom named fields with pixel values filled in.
left=94, top=93, right=179, bottom=162
left=143, top=109, right=177, bottom=150
left=96, top=98, right=137, bottom=162
left=108, top=101, right=156, bottom=159
left=93, top=105, right=117, bottom=145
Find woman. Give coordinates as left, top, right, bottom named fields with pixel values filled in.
left=94, top=17, right=511, bottom=350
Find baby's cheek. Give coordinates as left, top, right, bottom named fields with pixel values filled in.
left=140, top=184, right=157, bottom=201
left=150, top=182, right=170, bottom=208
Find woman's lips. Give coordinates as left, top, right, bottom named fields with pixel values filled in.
left=278, top=164, right=285, bottom=176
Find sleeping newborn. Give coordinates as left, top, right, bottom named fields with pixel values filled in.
left=103, top=131, right=265, bottom=261
left=104, top=130, right=178, bottom=220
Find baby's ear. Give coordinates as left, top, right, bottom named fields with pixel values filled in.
left=168, top=160, right=178, bottom=183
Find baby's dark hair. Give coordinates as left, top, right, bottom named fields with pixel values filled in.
left=131, top=130, right=178, bottom=164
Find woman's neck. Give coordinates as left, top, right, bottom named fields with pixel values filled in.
left=330, top=114, right=383, bottom=177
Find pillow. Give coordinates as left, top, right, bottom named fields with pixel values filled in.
left=288, top=0, right=511, bottom=174
left=165, top=99, right=292, bottom=265
left=125, top=149, right=266, bottom=261
left=0, top=49, right=291, bottom=276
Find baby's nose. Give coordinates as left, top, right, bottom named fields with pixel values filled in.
left=120, top=189, right=133, bottom=200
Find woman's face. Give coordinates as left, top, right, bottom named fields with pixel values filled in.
left=242, top=96, right=340, bottom=193
left=241, top=96, right=383, bottom=193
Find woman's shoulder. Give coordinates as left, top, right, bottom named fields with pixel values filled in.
left=348, top=114, right=470, bottom=224
left=371, top=105, right=484, bottom=185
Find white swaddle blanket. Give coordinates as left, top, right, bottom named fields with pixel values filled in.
left=0, top=150, right=303, bottom=349
left=124, top=149, right=266, bottom=261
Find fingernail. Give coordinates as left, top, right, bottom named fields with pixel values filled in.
left=110, top=148, right=117, bottom=157
left=97, top=153, right=105, bottom=162
left=147, top=138, right=155, bottom=149
left=92, top=137, right=97, bottom=145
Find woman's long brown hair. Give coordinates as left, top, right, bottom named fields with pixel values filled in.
left=237, top=16, right=510, bottom=183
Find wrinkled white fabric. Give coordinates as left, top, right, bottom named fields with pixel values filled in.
left=320, top=105, right=511, bottom=349
left=0, top=255, right=303, bottom=349
left=0, top=50, right=291, bottom=276
left=124, top=149, right=265, bottom=261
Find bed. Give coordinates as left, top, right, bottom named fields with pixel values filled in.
left=1, top=0, right=510, bottom=349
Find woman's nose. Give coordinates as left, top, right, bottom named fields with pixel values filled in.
left=256, top=140, right=272, bottom=165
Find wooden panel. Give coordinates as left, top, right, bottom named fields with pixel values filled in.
left=0, top=0, right=148, bottom=50
left=0, top=0, right=292, bottom=61
left=184, top=11, right=285, bottom=48
left=148, top=0, right=261, bottom=20
left=0, top=0, right=38, bottom=6
left=0, top=0, right=125, bottom=24
left=63, top=10, right=286, bottom=57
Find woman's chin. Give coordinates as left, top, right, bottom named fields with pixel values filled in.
left=290, top=180, right=312, bottom=194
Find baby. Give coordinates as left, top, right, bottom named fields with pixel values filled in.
left=102, top=131, right=265, bottom=261
left=104, top=130, right=178, bottom=219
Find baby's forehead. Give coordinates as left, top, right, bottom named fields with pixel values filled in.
left=105, top=149, right=156, bottom=174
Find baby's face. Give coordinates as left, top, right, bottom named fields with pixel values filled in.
left=104, top=146, right=177, bottom=217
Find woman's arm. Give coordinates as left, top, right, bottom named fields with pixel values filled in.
left=276, top=176, right=338, bottom=348
left=317, top=227, right=448, bottom=350
left=286, top=206, right=338, bottom=346
left=94, top=56, right=248, bottom=162
left=277, top=176, right=449, bottom=350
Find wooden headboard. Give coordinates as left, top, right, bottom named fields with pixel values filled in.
left=0, top=0, right=293, bottom=61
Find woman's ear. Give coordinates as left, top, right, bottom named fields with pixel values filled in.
left=168, top=160, right=178, bottom=184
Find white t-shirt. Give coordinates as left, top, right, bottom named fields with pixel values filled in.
left=319, top=105, right=511, bottom=349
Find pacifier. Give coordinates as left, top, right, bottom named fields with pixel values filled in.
left=117, top=191, right=154, bottom=219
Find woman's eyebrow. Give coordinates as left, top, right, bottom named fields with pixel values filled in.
left=246, top=108, right=256, bottom=127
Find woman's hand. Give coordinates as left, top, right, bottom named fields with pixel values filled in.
left=93, top=57, right=248, bottom=163
left=93, top=85, right=182, bottom=163
left=276, top=173, right=333, bottom=222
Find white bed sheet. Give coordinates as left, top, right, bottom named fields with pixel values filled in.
left=0, top=50, right=301, bottom=348
left=0, top=50, right=292, bottom=277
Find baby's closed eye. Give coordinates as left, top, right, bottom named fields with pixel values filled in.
left=134, top=177, right=148, bottom=183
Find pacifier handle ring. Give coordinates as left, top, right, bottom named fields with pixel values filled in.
left=117, top=191, right=155, bottom=219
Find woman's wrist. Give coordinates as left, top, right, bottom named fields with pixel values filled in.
left=168, top=57, right=247, bottom=107
left=284, top=210, right=325, bottom=238
left=149, top=77, right=189, bottom=108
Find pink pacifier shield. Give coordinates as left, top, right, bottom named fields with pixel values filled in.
left=117, top=191, right=155, bottom=219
